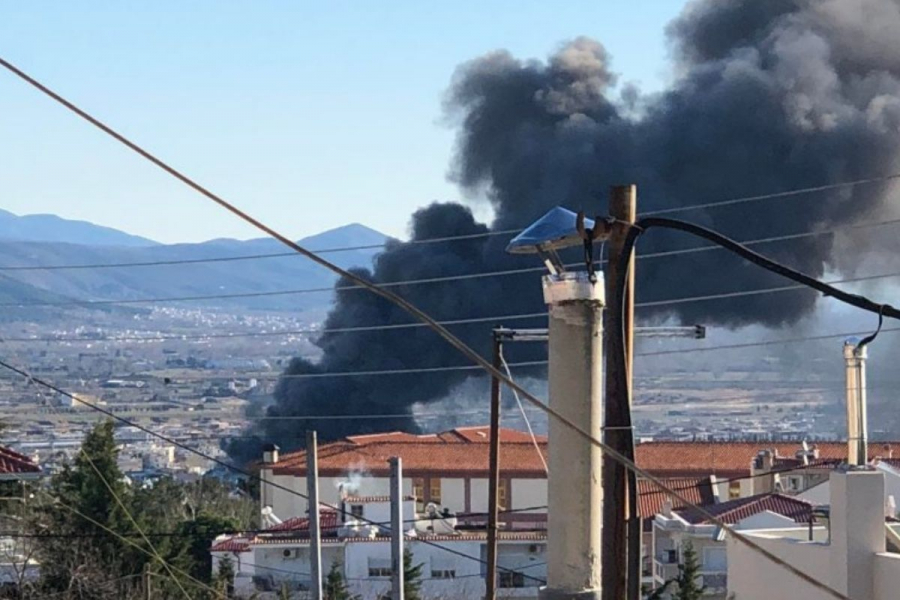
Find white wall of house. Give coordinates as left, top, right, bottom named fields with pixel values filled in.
left=442, top=478, right=465, bottom=511
left=263, top=472, right=413, bottom=518
left=728, top=471, right=890, bottom=600
left=727, top=534, right=831, bottom=600
left=470, top=478, right=489, bottom=512
left=511, top=479, right=547, bottom=513
left=653, top=514, right=825, bottom=598
left=796, top=463, right=900, bottom=512
left=221, top=538, right=546, bottom=599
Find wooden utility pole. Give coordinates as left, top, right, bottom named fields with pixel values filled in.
left=306, top=430, right=324, bottom=600
left=390, top=457, right=405, bottom=600
left=602, top=184, right=637, bottom=600
left=143, top=563, right=152, bottom=600
left=485, top=330, right=503, bottom=600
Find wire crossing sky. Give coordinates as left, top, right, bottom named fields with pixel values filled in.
left=0, top=1, right=684, bottom=244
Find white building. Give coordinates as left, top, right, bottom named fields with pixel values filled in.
left=211, top=498, right=547, bottom=599
left=651, top=492, right=821, bottom=598
left=259, top=427, right=550, bottom=531
left=727, top=468, right=900, bottom=600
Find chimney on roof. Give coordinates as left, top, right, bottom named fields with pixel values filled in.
left=751, top=450, right=776, bottom=495
left=885, top=444, right=893, bottom=460
left=843, top=339, right=869, bottom=467
left=662, top=498, right=673, bottom=518
left=262, top=443, right=279, bottom=465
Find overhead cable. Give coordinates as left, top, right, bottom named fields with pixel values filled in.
left=0, top=56, right=852, bottom=598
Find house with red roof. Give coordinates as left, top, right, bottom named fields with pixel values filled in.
left=260, top=426, right=550, bottom=531
left=211, top=496, right=549, bottom=599
left=650, top=493, right=819, bottom=598
left=0, top=446, right=40, bottom=589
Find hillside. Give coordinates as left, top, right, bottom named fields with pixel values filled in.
left=0, top=209, right=158, bottom=247
left=0, top=222, right=389, bottom=315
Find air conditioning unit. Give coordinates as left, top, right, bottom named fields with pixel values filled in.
left=282, top=548, right=300, bottom=559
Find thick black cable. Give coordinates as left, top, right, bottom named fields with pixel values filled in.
left=629, top=217, right=900, bottom=320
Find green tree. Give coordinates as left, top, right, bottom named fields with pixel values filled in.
left=214, top=554, right=235, bottom=598
left=324, top=560, right=358, bottom=600
left=674, top=541, right=706, bottom=600
left=30, top=420, right=147, bottom=598
left=644, top=541, right=706, bottom=600
left=403, top=548, right=424, bottom=600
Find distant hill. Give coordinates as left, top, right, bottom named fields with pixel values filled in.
left=0, top=209, right=158, bottom=247
left=0, top=222, right=390, bottom=315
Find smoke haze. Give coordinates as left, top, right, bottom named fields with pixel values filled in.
left=231, top=0, right=900, bottom=458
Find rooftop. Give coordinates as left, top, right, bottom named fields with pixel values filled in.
left=637, top=476, right=717, bottom=519
left=0, top=446, right=40, bottom=479
left=272, top=426, right=548, bottom=477
left=675, top=492, right=813, bottom=525
left=636, top=441, right=900, bottom=477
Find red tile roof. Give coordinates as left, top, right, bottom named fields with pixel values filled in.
left=273, top=427, right=548, bottom=477
left=0, top=446, right=40, bottom=477
left=676, top=493, right=813, bottom=525
left=210, top=538, right=251, bottom=553
left=265, top=509, right=340, bottom=533
left=635, top=442, right=900, bottom=477
left=637, top=477, right=717, bottom=518
left=270, top=429, right=900, bottom=481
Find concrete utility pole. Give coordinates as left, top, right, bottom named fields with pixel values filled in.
left=485, top=330, right=503, bottom=600
left=541, top=267, right=605, bottom=599
left=602, top=185, right=637, bottom=600
left=390, top=456, right=405, bottom=600
left=844, top=339, right=869, bottom=466
left=306, top=430, right=324, bottom=600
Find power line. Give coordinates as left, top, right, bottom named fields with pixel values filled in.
left=638, top=326, right=900, bottom=357
left=639, top=174, right=900, bottom=216
left=0, top=505, right=550, bottom=540
left=0, top=357, right=546, bottom=583
left=4, top=216, right=900, bottom=310
left=0, top=56, right=853, bottom=598
left=5, top=260, right=900, bottom=345
left=0, top=229, right=520, bottom=272
left=0, top=312, right=547, bottom=343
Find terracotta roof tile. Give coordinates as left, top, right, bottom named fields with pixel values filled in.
left=0, top=446, right=40, bottom=476
left=676, top=493, right=813, bottom=525
left=266, top=509, right=340, bottom=533
left=210, top=537, right=251, bottom=553
left=274, top=427, right=547, bottom=477
left=637, top=477, right=717, bottom=518
left=635, top=441, right=900, bottom=477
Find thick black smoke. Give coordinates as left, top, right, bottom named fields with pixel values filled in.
left=232, top=0, right=900, bottom=456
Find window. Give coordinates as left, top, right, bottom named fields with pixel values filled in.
left=412, top=478, right=425, bottom=510
left=728, top=481, right=741, bottom=500
left=499, top=571, right=526, bottom=588
left=429, top=478, right=442, bottom=504
left=431, top=558, right=455, bottom=579
left=350, top=504, right=364, bottom=518
left=368, top=558, right=392, bottom=578
left=431, top=569, right=456, bottom=579
left=787, top=476, right=802, bottom=492
left=498, top=479, right=509, bottom=509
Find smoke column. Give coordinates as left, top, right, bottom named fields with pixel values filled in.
left=231, top=0, right=900, bottom=457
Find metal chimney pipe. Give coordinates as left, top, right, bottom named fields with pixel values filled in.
left=843, top=339, right=868, bottom=467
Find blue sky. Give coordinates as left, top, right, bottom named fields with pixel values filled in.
left=0, top=1, right=686, bottom=243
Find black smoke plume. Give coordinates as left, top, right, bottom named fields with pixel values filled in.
left=232, top=0, right=900, bottom=457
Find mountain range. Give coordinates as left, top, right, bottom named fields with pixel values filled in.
left=0, top=210, right=389, bottom=317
